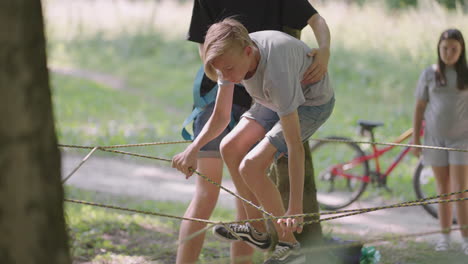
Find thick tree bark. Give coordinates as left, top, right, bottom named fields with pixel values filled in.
left=0, top=1, right=70, bottom=264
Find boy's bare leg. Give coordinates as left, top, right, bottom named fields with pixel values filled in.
left=239, top=138, right=297, bottom=243
left=451, top=165, right=468, bottom=237
left=433, top=166, right=452, bottom=232
left=176, top=158, right=223, bottom=264
left=220, top=118, right=268, bottom=232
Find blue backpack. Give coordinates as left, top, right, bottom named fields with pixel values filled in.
left=181, top=66, right=237, bottom=140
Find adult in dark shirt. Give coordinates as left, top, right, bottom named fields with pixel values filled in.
left=176, top=1, right=331, bottom=263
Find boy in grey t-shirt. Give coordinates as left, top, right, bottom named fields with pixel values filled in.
left=244, top=30, right=333, bottom=116
left=172, top=18, right=334, bottom=263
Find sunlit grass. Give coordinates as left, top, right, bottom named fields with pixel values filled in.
left=45, top=0, right=468, bottom=200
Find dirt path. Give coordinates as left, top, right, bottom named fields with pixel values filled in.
left=55, top=66, right=462, bottom=245
left=62, top=152, right=463, bottom=245
left=62, top=152, right=237, bottom=209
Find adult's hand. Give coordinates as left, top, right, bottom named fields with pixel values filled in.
left=302, top=47, right=330, bottom=85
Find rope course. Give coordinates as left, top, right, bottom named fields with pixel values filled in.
left=64, top=197, right=468, bottom=263
left=64, top=191, right=468, bottom=226
left=59, top=138, right=468, bottom=247
left=202, top=225, right=468, bottom=264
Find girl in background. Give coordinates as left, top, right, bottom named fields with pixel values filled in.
left=412, top=28, right=468, bottom=255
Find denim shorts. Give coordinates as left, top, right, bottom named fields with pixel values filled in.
left=242, top=96, right=335, bottom=158
left=193, top=102, right=250, bottom=158
left=422, top=132, right=468, bottom=166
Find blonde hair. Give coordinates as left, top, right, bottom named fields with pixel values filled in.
left=202, top=18, right=253, bottom=81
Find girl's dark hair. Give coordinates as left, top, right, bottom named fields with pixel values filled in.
left=436, top=28, right=468, bottom=90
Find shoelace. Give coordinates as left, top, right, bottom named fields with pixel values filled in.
left=271, top=245, right=291, bottom=259
left=229, top=224, right=250, bottom=233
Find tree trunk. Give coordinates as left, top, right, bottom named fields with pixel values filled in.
left=269, top=24, right=324, bottom=255
left=268, top=142, right=322, bottom=246
left=0, top=1, right=70, bottom=264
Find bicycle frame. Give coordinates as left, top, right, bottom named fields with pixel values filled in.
left=330, top=127, right=422, bottom=183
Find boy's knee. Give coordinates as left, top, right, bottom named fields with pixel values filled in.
left=220, top=135, right=235, bottom=158
left=239, top=158, right=259, bottom=183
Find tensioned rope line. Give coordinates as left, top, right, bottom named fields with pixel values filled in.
left=205, top=225, right=468, bottom=264
left=64, top=193, right=468, bottom=227
left=219, top=195, right=468, bottom=226
left=220, top=189, right=468, bottom=225
left=311, top=137, right=468, bottom=152
left=65, top=195, right=468, bottom=262
left=62, top=146, right=273, bottom=218
left=59, top=137, right=468, bottom=153
left=59, top=141, right=468, bottom=223
left=59, top=140, right=191, bottom=149
left=62, top=147, right=98, bottom=183
left=60, top=139, right=468, bottom=251
left=63, top=189, right=468, bottom=247
left=307, top=197, right=468, bottom=225
left=65, top=198, right=216, bottom=224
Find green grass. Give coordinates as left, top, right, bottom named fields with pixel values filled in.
left=66, top=186, right=467, bottom=264
left=47, top=1, right=462, bottom=202
left=45, top=1, right=468, bottom=262
left=65, top=186, right=238, bottom=263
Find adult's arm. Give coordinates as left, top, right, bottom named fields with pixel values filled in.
left=302, top=13, right=331, bottom=84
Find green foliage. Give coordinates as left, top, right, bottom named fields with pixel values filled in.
left=386, top=0, right=418, bottom=9
left=348, top=0, right=466, bottom=10
left=436, top=0, right=466, bottom=9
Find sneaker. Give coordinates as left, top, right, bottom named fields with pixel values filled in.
left=264, top=242, right=305, bottom=264
left=212, top=222, right=271, bottom=251
left=434, top=239, right=449, bottom=251
left=461, top=242, right=468, bottom=255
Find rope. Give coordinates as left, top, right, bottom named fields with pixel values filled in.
left=63, top=147, right=273, bottom=217
left=62, top=147, right=98, bottom=183
left=311, top=137, right=468, bottom=153
left=219, top=194, right=468, bottom=226
left=59, top=139, right=468, bottom=248
left=64, top=193, right=468, bottom=227
left=59, top=141, right=468, bottom=225
left=58, top=140, right=191, bottom=149
left=65, top=198, right=216, bottom=224
left=59, top=138, right=468, bottom=153
left=186, top=225, right=468, bottom=264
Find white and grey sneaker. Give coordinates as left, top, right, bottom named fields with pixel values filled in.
left=434, top=239, right=449, bottom=251
left=212, top=222, right=271, bottom=251
left=461, top=242, right=468, bottom=255
left=264, top=242, right=305, bottom=264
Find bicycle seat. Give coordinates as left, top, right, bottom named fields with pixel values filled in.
left=358, top=120, right=384, bottom=131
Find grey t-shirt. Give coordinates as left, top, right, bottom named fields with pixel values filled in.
left=415, top=65, right=468, bottom=139
left=241, top=31, right=333, bottom=117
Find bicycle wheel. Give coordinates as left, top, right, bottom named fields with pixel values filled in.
left=310, top=136, right=370, bottom=210
left=413, top=159, right=457, bottom=224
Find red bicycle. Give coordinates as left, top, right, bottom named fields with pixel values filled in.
left=310, top=120, right=448, bottom=221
